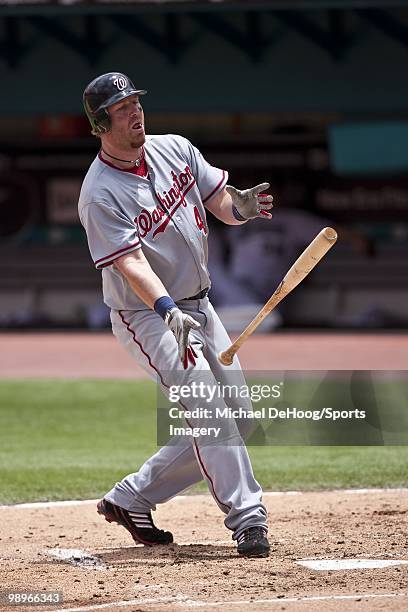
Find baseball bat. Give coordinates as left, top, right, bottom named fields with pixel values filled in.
left=218, top=227, right=337, bottom=366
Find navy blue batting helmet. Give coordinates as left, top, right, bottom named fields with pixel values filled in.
left=83, top=72, right=147, bottom=135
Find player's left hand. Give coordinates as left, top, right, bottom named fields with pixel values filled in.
left=226, top=183, right=273, bottom=221
left=165, top=307, right=201, bottom=369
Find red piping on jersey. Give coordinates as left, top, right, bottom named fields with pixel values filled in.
left=117, top=309, right=231, bottom=513
left=95, top=241, right=141, bottom=268
left=202, top=170, right=227, bottom=203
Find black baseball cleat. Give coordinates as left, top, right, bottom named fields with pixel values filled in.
left=237, top=526, right=270, bottom=558
left=97, top=499, right=173, bottom=546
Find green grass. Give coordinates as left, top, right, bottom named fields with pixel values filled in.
left=0, top=380, right=407, bottom=504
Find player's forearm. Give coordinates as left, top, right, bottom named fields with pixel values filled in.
left=205, top=188, right=247, bottom=226
left=114, top=254, right=169, bottom=309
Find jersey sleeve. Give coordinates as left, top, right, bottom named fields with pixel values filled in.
left=79, top=200, right=141, bottom=270
left=182, top=137, right=228, bottom=204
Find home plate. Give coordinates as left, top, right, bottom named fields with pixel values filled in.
left=45, top=548, right=104, bottom=568
left=297, top=558, right=408, bottom=571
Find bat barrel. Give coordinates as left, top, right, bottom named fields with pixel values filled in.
left=217, top=227, right=338, bottom=367
left=323, top=227, right=338, bottom=241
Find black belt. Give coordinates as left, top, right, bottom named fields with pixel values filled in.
left=182, top=288, right=209, bottom=301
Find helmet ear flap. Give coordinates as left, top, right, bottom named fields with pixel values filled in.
left=90, top=108, right=111, bottom=136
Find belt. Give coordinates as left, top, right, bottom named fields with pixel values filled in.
left=181, top=288, right=209, bottom=301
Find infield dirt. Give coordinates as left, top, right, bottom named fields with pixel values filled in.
left=0, top=489, right=407, bottom=612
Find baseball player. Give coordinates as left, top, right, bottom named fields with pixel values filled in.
left=79, top=72, right=273, bottom=557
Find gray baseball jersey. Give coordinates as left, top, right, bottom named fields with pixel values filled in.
left=78, top=134, right=228, bottom=308
left=79, top=133, right=268, bottom=540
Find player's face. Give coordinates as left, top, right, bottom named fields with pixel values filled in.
left=107, top=95, right=145, bottom=150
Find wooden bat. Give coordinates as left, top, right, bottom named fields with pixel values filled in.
left=218, top=227, right=338, bottom=366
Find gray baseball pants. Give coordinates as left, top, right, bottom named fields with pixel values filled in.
left=105, top=297, right=267, bottom=540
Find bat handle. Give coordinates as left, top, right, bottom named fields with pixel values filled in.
left=218, top=348, right=236, bottom=366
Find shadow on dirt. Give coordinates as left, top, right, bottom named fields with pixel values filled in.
left=98, top=543, right=245, bottom=565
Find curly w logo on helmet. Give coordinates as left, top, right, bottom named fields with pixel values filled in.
left=113, top=76, right=127, bottom=91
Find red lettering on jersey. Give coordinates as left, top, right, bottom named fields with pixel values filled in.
left=152, top=208, right=165, bottom=224
left=135, top=209, right=153, bottom=238
left=134, top=166, right=196, bottom=239
left=168, top=185, right=181, bottom=202
left=179, top=172, right=189, bottom=186
left=193, top=206, right=207, bottom=234
left=171, top=170, right=182, bottom=191
left=156, top=193, right=167, bottom=209
left=164, top=190, right=176, bottom=208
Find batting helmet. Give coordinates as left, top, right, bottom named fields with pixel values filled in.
left=83, top=72, right=147, bottom=135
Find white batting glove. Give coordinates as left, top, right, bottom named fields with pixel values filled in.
left=165, top=307, right=201, bottom=369
left=226, top=182, right=273, bottom=221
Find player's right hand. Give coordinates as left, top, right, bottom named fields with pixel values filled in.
left=164, top=308, right=201, bottom=369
